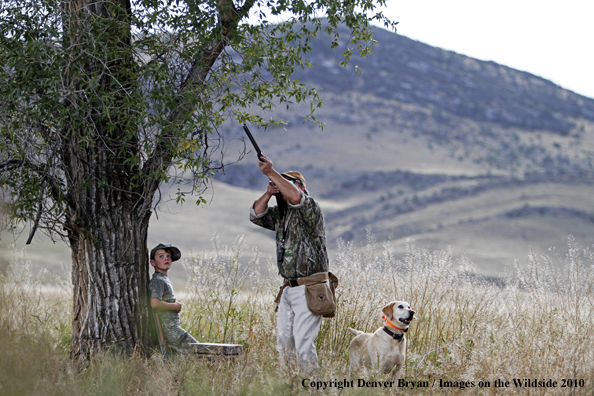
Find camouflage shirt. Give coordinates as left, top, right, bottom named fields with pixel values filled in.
left=149, top=272, right=191, bottom=346
left=250, top=192, right=329, bottom=279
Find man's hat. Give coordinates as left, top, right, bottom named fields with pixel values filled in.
left=150, top=243, right=181, bottom=262
left=281, top=171, right=306, bottom=186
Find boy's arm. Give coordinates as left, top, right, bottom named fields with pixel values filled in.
left=151, top=298, right=182, bottom=313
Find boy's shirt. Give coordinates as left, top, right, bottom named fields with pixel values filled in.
left=149, top=272, right=186, bottom=344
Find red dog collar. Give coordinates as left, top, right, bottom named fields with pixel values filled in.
left=382, top=315, right=405, bottom=331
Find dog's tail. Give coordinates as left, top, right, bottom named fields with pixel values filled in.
left=347, top=327, right=364, bottom=336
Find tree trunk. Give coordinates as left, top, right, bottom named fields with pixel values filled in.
left=59, top=0, right=158, bottom=363
left=68, top=196, right=154, bottom=363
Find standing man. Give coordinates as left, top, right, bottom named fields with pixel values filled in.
left=250, top=155, right=330, bottom=370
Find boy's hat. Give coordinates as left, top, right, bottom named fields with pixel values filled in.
left=150, top=243, right=181, bottom=262
left=281, top=171, right=306, bottom=186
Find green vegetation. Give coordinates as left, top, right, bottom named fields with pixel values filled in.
left=2, top=234, right=594, bottom=395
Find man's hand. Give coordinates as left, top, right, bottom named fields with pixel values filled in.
left=266, top=181, right=280, bottom=196
left=258, top=156, right=274, bottom=176
left=255, top=155, right=302, bottom=207
left=253, top=182, right=276, bottom=215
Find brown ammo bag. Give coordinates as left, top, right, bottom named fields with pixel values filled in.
left=304, top=272, right=339, bottom=318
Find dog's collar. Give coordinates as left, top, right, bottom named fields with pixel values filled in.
left=383, top=326, right=404, bottom=341
left=382, top=316, right=408, bottom=333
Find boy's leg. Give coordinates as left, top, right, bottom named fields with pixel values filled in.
left=286, top=285, right=322, bottom=370
left=277, top=287, right=296, bottom=367
left=170, top=331, right=199, bottom=355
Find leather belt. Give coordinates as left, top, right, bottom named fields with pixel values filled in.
left=274, top=272, right=333, bottom=311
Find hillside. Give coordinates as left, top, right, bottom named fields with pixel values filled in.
left=3, top=24, right=594, bottom=281
left=214, top=24, right=594, bottom=274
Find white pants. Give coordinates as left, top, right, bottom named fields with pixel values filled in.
left=277, top=284, right=322, bottom=370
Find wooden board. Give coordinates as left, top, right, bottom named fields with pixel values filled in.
left=189, top=343, right=243, bottom=356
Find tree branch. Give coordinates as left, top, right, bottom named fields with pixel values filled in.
left=0, top=159, right=24, bottom=173
left=26, top=187, right=44, bottom=245
left=0, top=158, right=69, bottom=210
left=141, top=0, right=254, bottom=187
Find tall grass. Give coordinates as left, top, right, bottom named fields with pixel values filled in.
left=1, top=234, right=594, bottom=395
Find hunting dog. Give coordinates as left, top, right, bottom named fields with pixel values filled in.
left=348, top=301, right=415, bottom=381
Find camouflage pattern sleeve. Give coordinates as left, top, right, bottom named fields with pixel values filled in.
left=287, top=190, right=306, bottom=208
left=249, top=201, right=279, bottom=231
left=149, top=276, right=165, bottom=301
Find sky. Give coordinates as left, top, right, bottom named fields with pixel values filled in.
left=377, top=0, right=594, bottom=99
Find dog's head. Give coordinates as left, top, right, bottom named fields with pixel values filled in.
left=382, top=301, right=415, bottom=329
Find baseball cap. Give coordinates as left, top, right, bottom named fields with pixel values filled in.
left=150, top=243, right=181, bottom=262
left=281, top=171, right=306, bottom=186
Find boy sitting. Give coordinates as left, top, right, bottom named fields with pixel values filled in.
left=148, top=243, right=199, bottom=354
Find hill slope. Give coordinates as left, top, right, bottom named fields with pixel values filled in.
left=215, top=24, right=594, bottom=274
left=3, top=25, right=594, bottom=280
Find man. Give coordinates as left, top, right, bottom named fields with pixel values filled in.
left=249, top=155, right=329, bottom=370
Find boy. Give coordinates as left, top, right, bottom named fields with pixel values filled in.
left=148, top=243, right=199, bottom=354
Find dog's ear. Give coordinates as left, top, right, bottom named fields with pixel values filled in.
left=382, top=302, right=396, bottom=320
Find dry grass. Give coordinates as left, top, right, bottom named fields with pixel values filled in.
left=1, top=234, right=594, bottom=395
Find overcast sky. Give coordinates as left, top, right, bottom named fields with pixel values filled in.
left=377, top=0, right=594, bottom=99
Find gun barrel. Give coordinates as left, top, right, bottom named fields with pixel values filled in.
left=243, top=124, right=263, bottom=159
left=242, top=124, right=286, bottom=218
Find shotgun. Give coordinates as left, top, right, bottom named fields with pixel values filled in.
left=243, top=124, right=264, bottom=160
left=242, top=124, right=287, bottom=218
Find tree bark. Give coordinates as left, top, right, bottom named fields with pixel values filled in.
left=61, top=0, right=157, bottom=363
left=68, top=197, right=153, bottom=363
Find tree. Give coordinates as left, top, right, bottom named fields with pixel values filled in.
left=0, top=0, right=395, bottom=363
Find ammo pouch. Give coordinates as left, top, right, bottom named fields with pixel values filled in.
left=305, top=272, right=339, bottom=318
left=275, top=272, right=339, bottom=318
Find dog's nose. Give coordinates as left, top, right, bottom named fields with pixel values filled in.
left=410, top=310, right=415, bottom=316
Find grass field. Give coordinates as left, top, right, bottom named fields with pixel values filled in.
left=2, top=233, right=594, bottom=395
left=3, top=179, right=594, bottom=287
